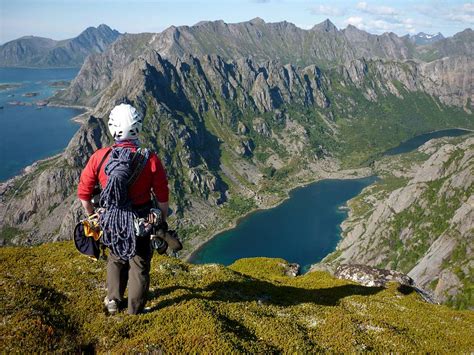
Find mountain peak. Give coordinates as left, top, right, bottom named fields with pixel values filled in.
left=97, top=24, right=112, bottom=30
left=312, top=19, right=338, bottom=32
left=410, top=31, right=445, bottom=45
left=249, top=17, right=265, bottom=25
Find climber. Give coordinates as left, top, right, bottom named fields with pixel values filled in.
left=77, top=103, right=169, bottom=315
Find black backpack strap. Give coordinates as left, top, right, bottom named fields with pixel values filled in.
left=127, top=148, right=150, bottom=187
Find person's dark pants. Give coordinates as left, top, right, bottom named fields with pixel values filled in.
left=106, top=237, right=152, bottom=314
left=106, top=202, right=153, bottom=315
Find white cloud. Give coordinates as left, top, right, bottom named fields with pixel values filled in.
left=348, top=2, right=424, bottom=34
left=356, top=2, right=398, bottom=16
left=309, top=5, right=346, bottom=17
left=463, top=3, right=474, bottom=13
left=345, top=16, right=366, bottom=29
left=445, top=3, right=474, bottom=23
left=415, top=2, right=474, bottom=25
left=344, top=15, right=417, bottom=34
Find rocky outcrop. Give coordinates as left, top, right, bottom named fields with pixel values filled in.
left=321, top=136, right=474, bottom=307
left=0, top=24, right=120, bottom=68
left=334, top=264, right=436, bottom=304
left=334, top=264, right=415, bottom=288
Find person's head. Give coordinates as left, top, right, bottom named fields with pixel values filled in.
left=108, top=103, right=143, bottom=141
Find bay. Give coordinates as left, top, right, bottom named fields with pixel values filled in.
left=0, top=67, right=81, bottom=181
left=190, top=177, right=377, bottom=271
left=190, top=127, right=473, bottom=270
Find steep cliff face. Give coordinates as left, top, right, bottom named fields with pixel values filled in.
left=415, top=28, right=474, bottom=61
left=0, top=24, right=121, bottom=68
left=321, top=136, right=473, bottom=308
left=1, top=48, right=473, bottom=253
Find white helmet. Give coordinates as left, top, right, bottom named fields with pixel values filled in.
left=108, top=103, right=143, bottom=140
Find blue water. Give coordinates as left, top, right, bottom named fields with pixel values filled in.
left=190, top=177, right=377, bottom=271
left=0, top=67, right=82, bottom=181
left=384, top=128, right=471, bottom=156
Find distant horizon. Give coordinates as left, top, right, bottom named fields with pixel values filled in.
left=1, top=18, right=471, bottom=46
left=1, top=0, right=472, bottom=44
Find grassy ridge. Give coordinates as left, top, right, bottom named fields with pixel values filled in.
left=1, top=242, right=473, bottom=352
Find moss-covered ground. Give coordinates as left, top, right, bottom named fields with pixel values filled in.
left=1, top=242, right=473, bottom=352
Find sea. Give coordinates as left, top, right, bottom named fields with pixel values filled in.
left=0, top=67, right=82, bottom=181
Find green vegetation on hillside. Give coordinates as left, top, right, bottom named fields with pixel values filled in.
left=1, top=242, right=473, bottom=352
left=325, top=73, right=474, bottom=167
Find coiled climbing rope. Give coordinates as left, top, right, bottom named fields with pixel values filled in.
left=99, top=147, right=137, bottom=260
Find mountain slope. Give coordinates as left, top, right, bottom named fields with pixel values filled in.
left=320, top=135, right=474, bottom=309
left=2, top=49, right=473, bottom=253
left=1, top=242, right=473, bottom=352
left=0, top=24, right=121, bottom=67
left=3, top=49, right=473, bottom=247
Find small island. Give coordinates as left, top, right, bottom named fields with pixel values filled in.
left=0, top=83, right=21, bottom=91
left=8, top=100, right=33, bottom=106
left=35, top=100, right=49, bottom=106
left=48, top=80, right=70, bottom=88
left=22, top=92, right=39, bottom=97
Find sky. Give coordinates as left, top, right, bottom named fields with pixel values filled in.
left=0, top=0, right=472, bottom=44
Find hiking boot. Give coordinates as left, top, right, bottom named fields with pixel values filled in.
left=104, top=296, right=119, bottom=315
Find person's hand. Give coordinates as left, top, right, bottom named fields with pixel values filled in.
left=147, top=212, right=157, bottom=224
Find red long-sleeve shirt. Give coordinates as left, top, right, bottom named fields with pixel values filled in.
left=77, top=141, right=169, bottom=205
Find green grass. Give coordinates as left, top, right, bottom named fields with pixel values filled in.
left=1, top=242, right=473, bottom=352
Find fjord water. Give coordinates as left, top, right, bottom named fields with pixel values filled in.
left=190, top=127, right=472, bottom=270
left=190, top=177, right=377, bottom=271
left=0, top=67, right=81, bottom=181
left=383, top=128, right=471, bottom=156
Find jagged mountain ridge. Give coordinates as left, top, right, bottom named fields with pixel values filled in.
left=2, top=49, right=473, bottom=251
left=0, top=24, right=121, bottom=67
left=53, top=19, right=473, bottom=107
left=319, top=135, right=474, bottom=308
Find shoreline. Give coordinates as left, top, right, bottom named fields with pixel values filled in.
left=185, top=166, right=373, bottom=262
left=46, top=102, right=92, bottom=124
left=0, top=153, right=63, bottom=195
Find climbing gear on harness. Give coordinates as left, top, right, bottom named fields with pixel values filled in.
left=147, top=208, right=183, bottom=255
left=108, top=104, right=143, bottom=140
left=73, top=213, right=105, bottom=260
left=99, top=147, right=150, bottom=260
